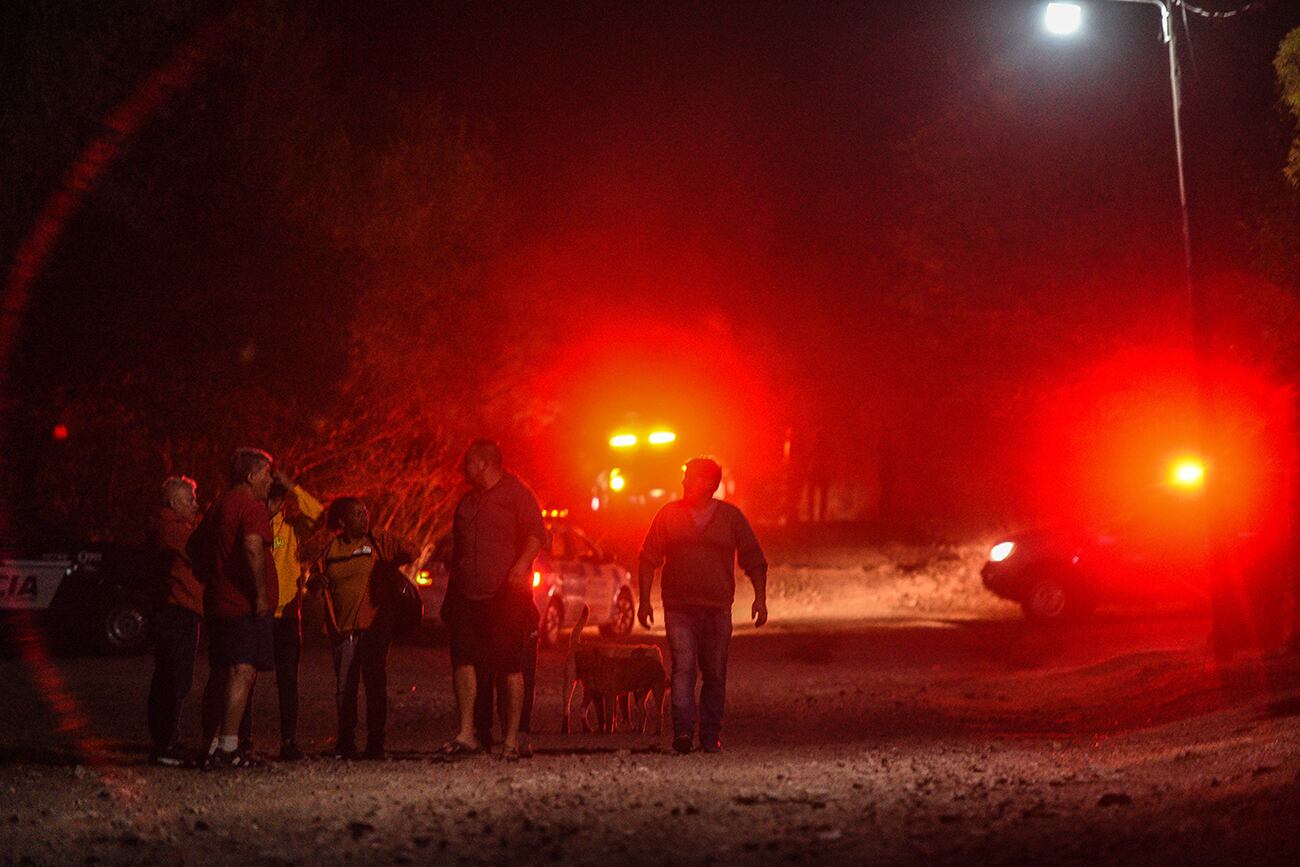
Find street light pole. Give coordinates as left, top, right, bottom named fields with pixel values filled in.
left=1120, top=0, right=1195, bottom=313
left=1047, top=2, right=1248, bottom=655
left=1047, top=1, right=1195, bottom=313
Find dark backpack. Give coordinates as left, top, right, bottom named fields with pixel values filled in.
left=368, top=533, right=423, bottom=640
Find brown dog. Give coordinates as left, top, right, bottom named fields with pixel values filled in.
left=562, top=605, right=668, bottom=735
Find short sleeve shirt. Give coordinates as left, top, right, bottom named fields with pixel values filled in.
left=156, top=507, right=202, bottom=616
left=320, top=531, right=419, bottom=633
left=450, top=473, right=547, bottom=601
left=198, top=487, right=278, bottom=618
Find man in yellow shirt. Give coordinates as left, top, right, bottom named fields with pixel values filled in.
left=239, top=469, right=323, bottom=761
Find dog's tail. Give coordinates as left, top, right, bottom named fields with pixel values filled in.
left=569, top=604, right=590, bottom=649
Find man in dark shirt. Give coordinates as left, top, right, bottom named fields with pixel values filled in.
left=147, top=475, right=202, bottom=766
left=638, top=456, right=768, bottom=754
left=439, top=440, right=547, bottom=760
left=190, top=447, right=278, bottom=769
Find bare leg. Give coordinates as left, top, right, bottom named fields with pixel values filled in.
left=201, top=665, right=229, bottom=745
left=452, top=665, right=480, bottom=747
left=499, top=672, right=524, bottom=750
left=497, top=685, right=507, bottom=733
left=220, top=664, right=257, bottom=739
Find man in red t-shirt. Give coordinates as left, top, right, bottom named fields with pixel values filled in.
left=147, top=475, right=202, bottom=767
left=190, top=447, right=278, bottom=768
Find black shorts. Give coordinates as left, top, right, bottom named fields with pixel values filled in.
left=445, top=594, right=536, bottom=675
left=208, top=613, right=275, bottom=672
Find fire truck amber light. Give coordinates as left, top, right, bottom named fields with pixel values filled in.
left=989, top=541, right=1015, bottom=562
left=1170, top=459, right=1205, bottom=489
left=609, top=434, right=637, bottom=448
left=414, top=570, right=432, bottom=586
left=532, top=571, right=542, bottom=588
left=648, top=430, right=676, bottom=444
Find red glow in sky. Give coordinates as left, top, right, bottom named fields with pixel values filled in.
left=491, top=221, right=786, bottom=503
left=1028, top=345, right=1294, bottom=531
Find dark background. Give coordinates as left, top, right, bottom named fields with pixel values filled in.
left=2, top=0, right=1297, bottom=545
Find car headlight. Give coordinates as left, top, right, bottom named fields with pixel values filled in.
left=989, top=541, right=1015, bottom=563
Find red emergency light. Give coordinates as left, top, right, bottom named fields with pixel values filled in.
left=1168, top=458, right=1205, bottom=490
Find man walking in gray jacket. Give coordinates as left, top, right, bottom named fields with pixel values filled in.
left=637, top=456, right=768, bottom=755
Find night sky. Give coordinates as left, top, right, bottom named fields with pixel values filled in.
left=4, top=0, right=1299, bottom=538
left=385, top=0, right=1296, bottom=271
left=380, top=0, right=1300, bottom=505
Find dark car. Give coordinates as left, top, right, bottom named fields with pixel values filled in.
left=980, top=527, right=1212, bottom=622
left=0, top=543, right=157, bottom=654
left=415, top=515, right=636, bottom=647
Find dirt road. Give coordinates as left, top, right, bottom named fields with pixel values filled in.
left=2, top=548, right=1299, bottom=865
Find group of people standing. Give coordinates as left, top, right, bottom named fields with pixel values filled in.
left=146, top=445, right=418, bottom=767
left=146, top=439, right=770, bottom=767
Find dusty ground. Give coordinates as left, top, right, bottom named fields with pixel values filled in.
left=2, top=540, right=1298, bottom=865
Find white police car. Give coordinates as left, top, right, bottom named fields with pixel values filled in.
left=0, top=544, right=156, bottom=653
left=414, top=514, right=636, bottom=648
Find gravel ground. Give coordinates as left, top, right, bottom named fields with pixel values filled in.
left=2, top=542, right=1297, bottom=865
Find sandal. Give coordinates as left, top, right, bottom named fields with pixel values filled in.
left=498, top=746, right=522, bottom=762
left=436, top=739, right=478, bottom=758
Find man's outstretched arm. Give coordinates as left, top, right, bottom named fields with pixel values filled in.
left=243, top=533, right=269, bottom=617
left=637, top=513, right=665, bottom=629
left=736, top=510, right=768, bottom=627
left=637, top=561, right=657, bottom=629
left=747, top=565, right=768, bottom=627
left=509, top=534, right=544, bottom=590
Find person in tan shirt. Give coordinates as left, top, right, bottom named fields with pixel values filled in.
left=238, top=469, right=323, bottom=761
left=147, top=476, right=202, bottom=766
left=313, top=497, right=418, bottom=759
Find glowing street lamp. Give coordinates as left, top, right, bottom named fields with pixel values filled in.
left=1043, top=3, right=1083, bottom=36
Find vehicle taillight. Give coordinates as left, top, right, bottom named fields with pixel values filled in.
left=989, top=541, right=1015, bottom=562
left=609, top=434, right=637, bottom=448
left=648, top=430, right=676, bottom=444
